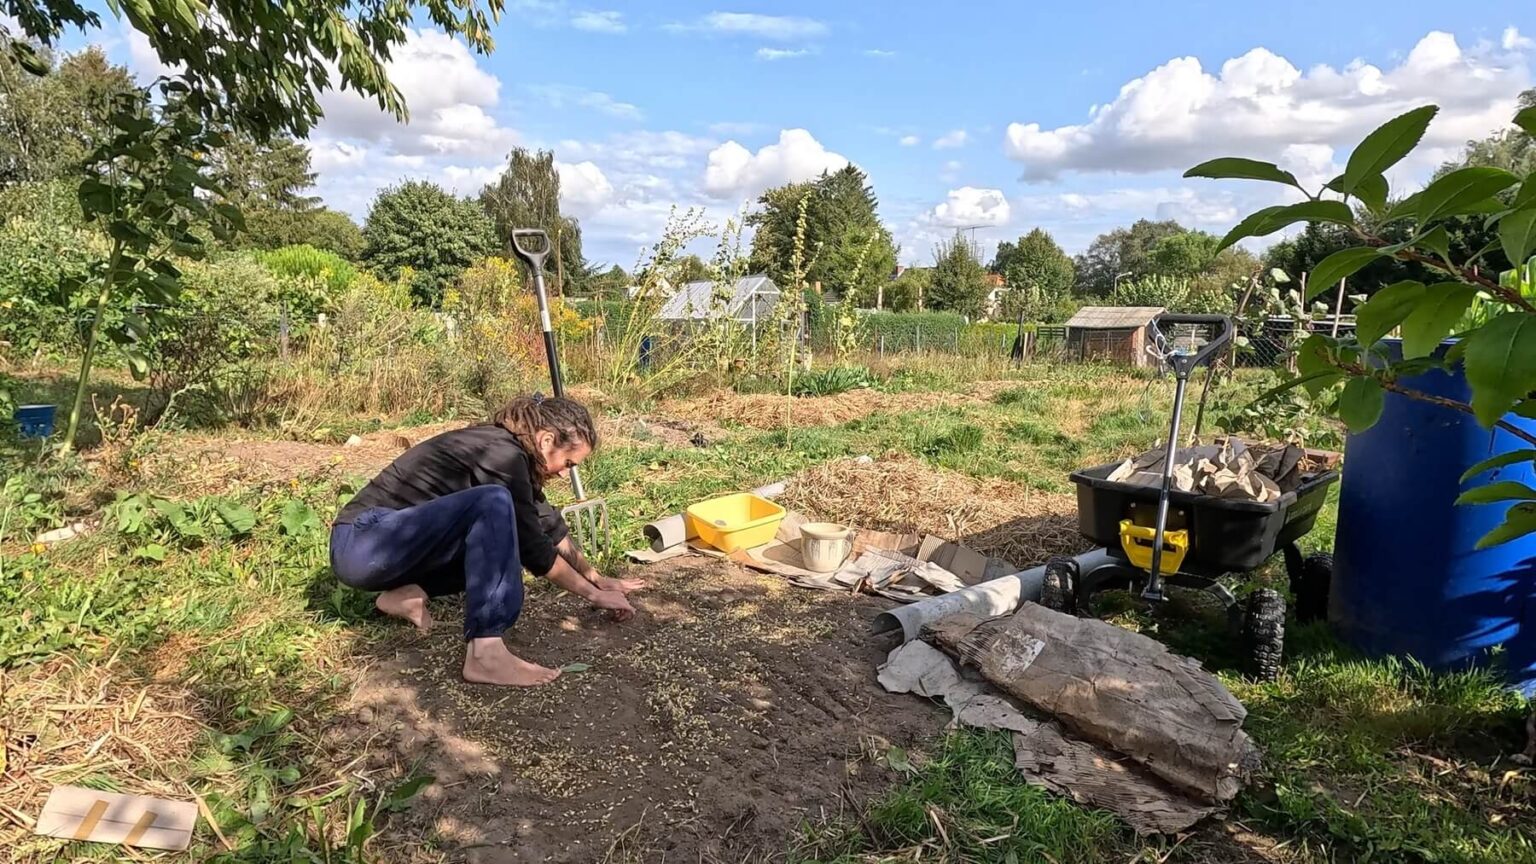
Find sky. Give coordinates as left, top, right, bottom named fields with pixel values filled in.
left=56, top=1, right=1536, bottom=269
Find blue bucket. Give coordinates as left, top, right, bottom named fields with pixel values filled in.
left=15, top=404, right=57, bottom=438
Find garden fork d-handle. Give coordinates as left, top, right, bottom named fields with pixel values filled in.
left=1152, top=314, right=1233, bottom=380
left=509, top=229, right=551, bottom=272
left=509, top=229, right=564, bottom=393
left=509, top=228, right=586, bottom=500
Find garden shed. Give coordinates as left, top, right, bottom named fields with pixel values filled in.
left=1065, top=306, right=1164, bottom=368
left=657, top=274, right=780, bottom=324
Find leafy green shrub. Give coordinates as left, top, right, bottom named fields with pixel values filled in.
left=142, top=255, right=283, bottom=426
left=860, top=311, right=968, bottom=351
left=260, top=244, right=357, bottom=295
left=0, top=179, right=83, bottom=226
left=0, top=213, right=108, bottom=355
left=259, top=244, right=358, bottom=332
left=957, top=322, right=1017, bottom=356
left=792, top=365, right=875, bottom=397
left=1186, top=100, right=1536, bottom=546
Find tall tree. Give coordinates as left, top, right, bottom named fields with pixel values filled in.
left=879, top=267, right=929, bottom=312
left=1434, top=88, right=1536, bottom=181
left=0, top=45, right=134, bottom=186
left=479, top=147, right=585, bottom=293
left=2, top=0, right=503, bottom=143
left=3, top=0, right=503, bottom=452
left=747, top=165, right=897, bottom=302
left=207, top=134, right=319, bottom=213
left=363, top=180, right=496, bottom=306
left=991, top=228, right=1075, bottom=321
left=1262, top=219, right=1427, bottom=298
left=1149, top=230, right=1219, bottom=277
left=672, top=254, right=711, bottom=284
left=245, top=207, right=365, bottom=259
left=1074, top=218, right=1185, bottom=296
left=1424, top=87, right=1536, bottom=275
left=928, top=231, right=989, bottom=317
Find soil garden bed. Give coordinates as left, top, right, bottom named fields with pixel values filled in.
left=342, top=555, right=946, bottom=863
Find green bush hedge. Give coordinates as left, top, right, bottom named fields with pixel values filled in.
left=856, top=311, right=1025, bottom=356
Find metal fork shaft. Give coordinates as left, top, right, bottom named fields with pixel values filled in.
left=1144, top=374, right=1188, bottom=601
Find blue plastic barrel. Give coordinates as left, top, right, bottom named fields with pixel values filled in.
left=14, top=404, right=57, bottom=438
left=1332, top=342, right=1536, bottom=695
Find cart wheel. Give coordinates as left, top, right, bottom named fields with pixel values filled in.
left=1243, top=589, right=1285, bottom=682
left=1040, top=557, right=1078, bottom=615
left=1292, top=553, right=1333, bottom=624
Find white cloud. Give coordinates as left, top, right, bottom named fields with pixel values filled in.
left=1042, top=186, right=1242, bottom=226
left=703, top=129, right=849, bottom=199
left=1505, top=27, right=1534, bottom=52
left=122, top=21, right=181, bottom=81
left=899, top=135, right=921, bottom=147
left=295, top=29, right=525, bottom=219
left=757, top=47, right=814, bottom=61
left=940, top=160, right=964, bottom=183
left=559, top=130, right=717, bottom=172
left=709, top=121, right=765, bottom=136
left=555, top=160, right=616, bottom=216
left=315, top=29, right=518, bottom=159
left=572, top=10, right=626, bottom=33
left=528, top=84, right=642, bottom=120
left=1005, top=30, right=1532, bottom=182
left=669, top=12, right=828, bottom=41
left=310, top=141, right=369, bottom=173
left=933, top=129, right=969, bottom=150
left=865, top=49, right=897, bottom=59
left=440, top=164, right=503, bottom=192
left=928, top=187, right=1011, bottom=228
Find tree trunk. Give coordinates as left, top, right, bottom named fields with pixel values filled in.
left=62, top=267, right=119, bottom=453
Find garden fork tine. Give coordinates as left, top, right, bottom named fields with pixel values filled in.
left=509, top=228, right=611, bottom=559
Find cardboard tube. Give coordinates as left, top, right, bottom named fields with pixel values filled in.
left=872, top=550, right=1119, bottom=642
left=644, top=480, right=787, bottom=552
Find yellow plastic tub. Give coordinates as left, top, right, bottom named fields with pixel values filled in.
left=685, top=492, right=787, bottom=554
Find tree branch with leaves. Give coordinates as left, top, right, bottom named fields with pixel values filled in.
left=1187, top=100, right=1536, bottom=547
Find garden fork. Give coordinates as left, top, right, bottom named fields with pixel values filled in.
left=509, top=228, right=611, bottom=559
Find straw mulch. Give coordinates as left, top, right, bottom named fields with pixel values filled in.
left=779, top=455, right=1091, bottom=567
left=0, top=656, right=213, bottom=857
left=662, top=384, right=1009, bottom=431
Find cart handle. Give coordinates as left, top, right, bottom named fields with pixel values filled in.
left=1151, top=313, right=1233, bottom=379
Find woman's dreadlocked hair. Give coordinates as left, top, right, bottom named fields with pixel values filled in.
left=490, top=395, right=599, bottom=484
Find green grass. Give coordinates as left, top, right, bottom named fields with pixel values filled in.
left=1231, top=653, right=1535, bottom=864
left=794, top=731, right=1133, bottom=864
left=3, top=360, right=1530, bottom=864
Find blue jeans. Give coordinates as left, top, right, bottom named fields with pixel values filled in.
left=330, top=485, right=523, bottom=639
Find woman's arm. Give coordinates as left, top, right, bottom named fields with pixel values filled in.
left=557, top=535, right=648, bottom=593
left=557, top=534, right=599, bottom=581
left=546, top=555, right=634, bottom=620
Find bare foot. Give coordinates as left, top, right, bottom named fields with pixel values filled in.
left=462, top=637, right=561, bottom=687
left=376, top=585, right=433, bottom=632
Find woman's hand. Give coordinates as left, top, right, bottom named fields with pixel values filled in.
left=592, top=574, right=648, bottom=594
left=590, top=589, right=636, bottom=622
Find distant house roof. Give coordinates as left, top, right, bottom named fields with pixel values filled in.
left=984, top=273, right=1005, bottom=288
left=657, top=274, right=779, bottom=321
left=1065, top=306, right=1164, bottom=330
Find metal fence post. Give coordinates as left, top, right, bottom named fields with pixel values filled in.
left=279, top=299, right=290, bottom=361
left=879, top=333, right=885, bottom=359
left=916, top=324, right=923, bottom=353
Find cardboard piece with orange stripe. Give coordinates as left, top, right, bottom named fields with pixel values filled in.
left=34, top=785, right=198, bottom=851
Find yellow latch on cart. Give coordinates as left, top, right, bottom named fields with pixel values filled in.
left=1119, top=519, right=1189, bottom=575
